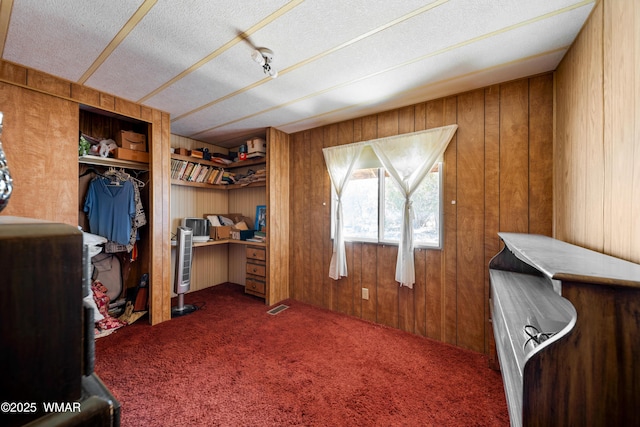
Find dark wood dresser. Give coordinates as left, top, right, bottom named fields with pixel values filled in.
left=489, top=232, right=640, bottom=427
left=0, top=216, right=119, bottom=427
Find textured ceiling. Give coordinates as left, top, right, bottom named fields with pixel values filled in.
left=0, top=0, right=595, bottom=147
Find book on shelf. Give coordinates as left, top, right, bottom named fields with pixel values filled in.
left=202, top=167, right=215, bottom=183
left=171, top=156, right=250, bottom=187
left=247, top=230, right=266, bottom=243
left=195, top=165, right=208, bottom=182
left=188, top=163, right=201, bottom=181
left=182, top=162, right=194, bottom=180
left=177, top=161, right=188, bottom=180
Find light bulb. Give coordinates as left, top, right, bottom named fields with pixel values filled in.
left=251, top=50, right=265, bottom=66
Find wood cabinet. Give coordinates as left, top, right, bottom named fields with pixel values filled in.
left=489, top=232, right=640, bottom=427
left=245, top=245, right=266, bottom=298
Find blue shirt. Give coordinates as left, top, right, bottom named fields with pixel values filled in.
left=84, top=177, right=136, bottom=246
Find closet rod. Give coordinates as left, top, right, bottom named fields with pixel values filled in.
left=79, top=155, right=149, bottom=171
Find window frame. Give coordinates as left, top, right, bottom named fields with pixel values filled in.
left=333, top=162, right=444, bottom=250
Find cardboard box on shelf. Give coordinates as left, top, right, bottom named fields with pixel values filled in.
left=204, top=213, right=254, bottom=241
left=211, top=225, right=232, bottom=240
left=231, top=229, right=255, bottom=241
left=114, top=147, right=149, bottom=163
left=175, top=147, right=190, bottom=156
left=115, top=130, right=147, bottom=152
left=246, top=137, right=266, bottom=154
left=204, top=213, right=230, bottom=240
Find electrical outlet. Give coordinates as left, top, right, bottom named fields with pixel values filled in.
left=362, top=288, right=369, bottom=300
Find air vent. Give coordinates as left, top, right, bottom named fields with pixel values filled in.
left=267, top=304, right=289, bottom=315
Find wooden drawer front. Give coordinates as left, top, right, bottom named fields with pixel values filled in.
left=246, top=276, right=266, bottom=295
left=246, top=262, right=266, bottom=277
left=246, top=246, right=266, bottom=261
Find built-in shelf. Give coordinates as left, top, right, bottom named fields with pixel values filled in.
left=170, top=179, right=265, bottom=190
left=170, top=153, right=266, bottom=189
left=170, top=153, right=265, bottom=170
left=79, top=155, right=149, bottom=171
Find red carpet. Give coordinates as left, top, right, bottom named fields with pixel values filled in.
left=95, top=283, right=509, bottom=426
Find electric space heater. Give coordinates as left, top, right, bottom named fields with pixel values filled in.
left=171, top=226, right=197, bottom=317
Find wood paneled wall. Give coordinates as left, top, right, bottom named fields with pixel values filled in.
left=556, top=0, right=640, bottom=264
left=289, top=74, right=553, bottom=353
left=266, top=127, right=291, bottom=305
left=0, top=82, right=78, bottom=225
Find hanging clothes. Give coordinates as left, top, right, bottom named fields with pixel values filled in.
left=104, top=177, right=146, bottom=254
left=84, top=176, right=136, bottom=246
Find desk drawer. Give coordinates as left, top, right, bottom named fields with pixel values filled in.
left=246, top=246, right=266, bottom=261
left=246, top=276, right=266, bottom=295
left=246, top=262, right=266, bottom=277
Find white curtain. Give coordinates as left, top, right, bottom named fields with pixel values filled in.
left=370, top=125, right=458, bottom=288
left=322, top=143, right=364, bottom=280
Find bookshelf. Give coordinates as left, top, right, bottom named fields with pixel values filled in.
left=170, top=153, right=266, bottom=190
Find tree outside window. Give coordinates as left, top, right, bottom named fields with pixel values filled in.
left=336, top=163, right=442, bottom=248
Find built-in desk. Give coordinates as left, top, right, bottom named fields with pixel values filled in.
left=196, top=239, right=266, bottom=248
left=171, top=239, right=267, bottom=298
left=171, top=239, right=266, bottom=248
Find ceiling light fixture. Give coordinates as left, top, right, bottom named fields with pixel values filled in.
left=251, top=48, right=278, bottom=79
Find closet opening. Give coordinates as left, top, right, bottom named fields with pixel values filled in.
left=78, top=106, right=152, bottom=336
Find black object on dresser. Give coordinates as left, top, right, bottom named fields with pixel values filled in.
left=0, top=216, right=119, bottom=427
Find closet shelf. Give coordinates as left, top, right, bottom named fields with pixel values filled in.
left=79, top=155, right=149, bottom=171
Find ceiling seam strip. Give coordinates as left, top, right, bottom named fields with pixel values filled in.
left=136, top=0, right=304, bottom=105
left=78, top=0, right=158, bottom=85
left=192, top=47, right=568, bottom=139
left=171, top=0, right=451, bottom=123
left=277, top=46, right=570, bottom=131
left=0, top=0, right=14, bottom=58
left=190, top=0, right=591, bottom=138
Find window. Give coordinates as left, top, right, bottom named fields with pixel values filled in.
left=323, top=124, right=457, bottom=285
left=336, top=163, right=442, bottom=248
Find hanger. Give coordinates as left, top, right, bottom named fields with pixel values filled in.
left=128, top=174, right=146, bottom=188
left=79, top=166, right=122, bottom=186
left=117, top=167, right=146, bottom=188
left=104, top=166, right=146, bottom=188
left=130, top=169, right=148, bottom=188
left=79, top=167, right=104, bottom=178
left=80, top=166, right=146, bottom=187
